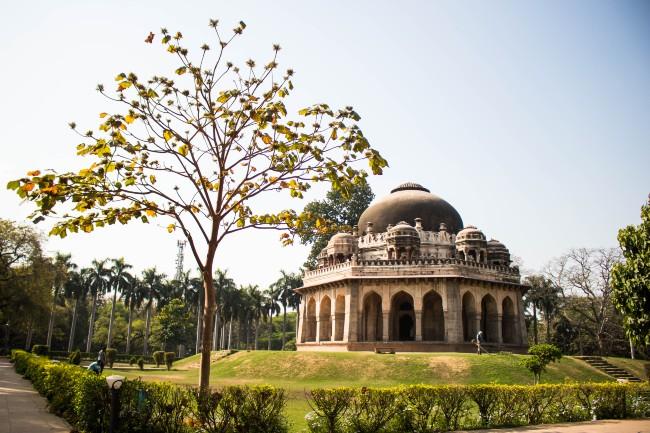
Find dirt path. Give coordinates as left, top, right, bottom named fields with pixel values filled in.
left=0, top=357, right=72, bottom=433
left=455, top=419, right=650, bottom=433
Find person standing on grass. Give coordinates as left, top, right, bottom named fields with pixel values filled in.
left=97, top=347, right=106, bottom=373
left=475, top=330, right=484, bottom=355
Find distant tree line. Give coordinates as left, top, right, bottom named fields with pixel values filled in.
left=0, top=218, right=301, bottom=356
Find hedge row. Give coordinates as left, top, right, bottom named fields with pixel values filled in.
left=48, top=350, right=158, bottom=364
left=11, top=350, right=288, bottom=433
left=306, top=383, right=650, bottom=433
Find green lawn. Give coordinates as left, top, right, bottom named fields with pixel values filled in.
left=105, top=350, right=617, bottom=432
left=605, top=356, right=650, bottom=380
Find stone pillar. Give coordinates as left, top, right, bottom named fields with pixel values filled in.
left=315, top=299, right=321, bottom=343
left=415, top=310, right=423, bottom=341
left=344, top=282, right=359, bottom=342
left=445, top=280, right=463, bottom=343
left=331, top=313, right=336, bottom=342
left=475, top=313, right=482, bottom=339
left=296, top=297, right=304, bottom=344
left=382, top=312, right=390, bottom=342
left=496, top=314, right=503, bottom=346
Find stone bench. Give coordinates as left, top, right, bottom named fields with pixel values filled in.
left=375, top=347, right=396, bottom=354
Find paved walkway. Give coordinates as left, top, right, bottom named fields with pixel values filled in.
left=0, top=358, right=72, bottom=433
left=456, top=419, right=650, bottom=433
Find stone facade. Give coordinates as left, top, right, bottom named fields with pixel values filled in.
left=296, top=183, right=528, bottom=353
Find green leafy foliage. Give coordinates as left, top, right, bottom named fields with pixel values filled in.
left=612, top=197, right=650, bottom=347
left=150, top=299, right=193, bottom=352
left=164, top=352, right=175, bottom=370
left=522, top=344, right=563, bottom=384
left=137, top=357, right=145, bottom=370
left=105, top=348, right=117, bottom=368
left=32, top=344, right=49, bottom=356
left=153, top=350, right=165, bottom=367
left=69, top=349, right=81, bottom=365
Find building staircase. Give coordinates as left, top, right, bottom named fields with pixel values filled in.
left=575, top=356, right=643, bottom=382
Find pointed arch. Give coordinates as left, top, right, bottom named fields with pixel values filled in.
left=422, top=290, right=445, bottom=341
left=481, top=294, right=498, bottom=342
left=319, top=296, right=332, bottom=341
left=304, top=297, right=317, bottom=342
left=502, top=296, right=516, bottom=344
left=462, top=291, right=477, bottom=342
left=390, top=291, right=415, bottom=341
left=334, top=295, right=345, bottom=341
left=362, top=291, right=383, bottom=341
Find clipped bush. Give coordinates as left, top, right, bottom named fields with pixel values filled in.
left=137, top=357, right=145, bottom=370
left=307, top=388, right=354, bottom=433
left=105, top=348, right=117, bottom=368
left=164, top=352, right=175, bottom=371
left=129, top=356, right=137, bottom=366
left=396, top=385, right=441, bottom=433
left=283, top=339, right=297, bottom=351
left=69, top=349, right=82, bottom=365
left=32, top=344, right=49, bottom=356
left=153, top=351, right=165, bottom=368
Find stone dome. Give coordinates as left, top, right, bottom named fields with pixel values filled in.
left=327, top=232, right=356, bottom=247
left=358, top=183, right=463, bottom=234
left=456, top=225, right=486, bottom=242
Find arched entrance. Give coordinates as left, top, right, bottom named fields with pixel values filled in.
left=481, top=294, right=498, bottom=343
left=502, top=296, right=516, bottom=344
left=305, top=297, right=316, bottom=342
left=334, top=295, right=345, bottom=341
left=319, top=296, right=331, bottom=341
left=362, top=292, right=382, bottom=341
left=422, top=290, right=445, bottom=341
left=391, top=291, right=415, bottom=341
left=462, top=292, right=476, bottom=342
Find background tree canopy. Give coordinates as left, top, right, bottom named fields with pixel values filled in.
left=298, top=180, right=374, bottom=268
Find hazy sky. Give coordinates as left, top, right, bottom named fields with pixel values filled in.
left=1, top=1, right=648, bottom=286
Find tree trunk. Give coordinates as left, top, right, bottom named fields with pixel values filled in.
left=532, top=304, right=538, bottom=345
left=212, top=310, right=219, bottom=350
left=254, top=318, right=259, bottom=350
left=126, top=299, right=133, bottom=354
left=106, top=285, right=118, bottom=348
left=199, top=267, right=216, bottom=392
left=220, top=323, right=225, bottom=350
left=46, top=285, right=57, bottom=348
left=25, top=320, right=33, bottom=351
left=282, top=303, right=287, bottom=349
left=228, top=320, right=232, bottom=350
left=546, top=315, right=551, bottom=343
left=195, top=290, right=203, bottom=354
left=629, top=336, right=635, bottom=360
left=68, top=296, right=80, bottom=352
left=144, top=302, right=152, bottom=355
left=268, top=318, right=273, bottom=351
left=86, top=292, right=98, bottom=353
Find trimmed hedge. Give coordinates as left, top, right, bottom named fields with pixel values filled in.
left=11, top=350, right=288, bottom=433
left=306, top=383, right=650, bottom=432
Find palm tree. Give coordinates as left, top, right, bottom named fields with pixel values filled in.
left=244, top=285, right=265, bottom=350
left=121, top=274, right=145, bottom=354
left=106, top=258, right=133, bottom=349
left=271, top=270, right=303, bottom=349
left=86, top=259, right=109, bottom=353
left=213, top=269, right=236, bottom=351
left=46, top=252, right=76, bottom=348
left=64, top=269, right=89, bottom=352
left=141, top=267, right=166, bottom=355
left=264, top=289, right=280, bottom=350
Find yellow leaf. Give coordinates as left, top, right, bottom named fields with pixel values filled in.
left=99, top=112, right=109, bottom=118
left=22, top=183, right=35, bottom=192
left=261, top=134, right=271, bottom=145
left=178, top=145, right=189, bottom=156
left=125, top=114, right=135, bottom=124
left=330, top=128, right=338, bottom=140
left=163, top=130, right=173, bottom=142
left=118, top=81, right=132, bottom=90
left=146, top=209, right=156, bottom=217
left=27, top=170, right=40, bottom=176
left=106, top=162, right=116, bottom=173
left=167, top=224, right=175, bottom=233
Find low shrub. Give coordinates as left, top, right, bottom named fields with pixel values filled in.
left=153, top=351, right=165, bottom=367
left=105, top=348, right=117, bottom=368
left=129, top=356, right=137, bottom=366
left=306, top=383, right=650, bottom=432
left=69, top=349, right=82, bottom=365
left=32, top=344, right=49, bottom=356
left=283, top=339, right=297, bottom=351
left=164, top=352, right=175, bottom=370
left=137, top=357, right=145, bottom=370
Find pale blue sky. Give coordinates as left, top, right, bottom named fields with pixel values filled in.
left=1, top=1, right=648, bottom=285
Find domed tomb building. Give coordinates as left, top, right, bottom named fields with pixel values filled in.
left=296, top=183, right=528, bottom=352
